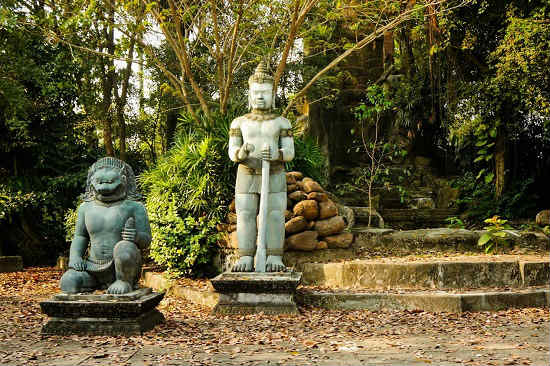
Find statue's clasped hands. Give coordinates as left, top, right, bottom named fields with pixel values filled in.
left=238, top=143, right=279, bottom=161
left=261, top=144, right=275, bottom=161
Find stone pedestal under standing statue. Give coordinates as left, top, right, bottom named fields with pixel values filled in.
left=40, top=157, right=164, bottom=335
left=211, top=61, right=302, bottom=315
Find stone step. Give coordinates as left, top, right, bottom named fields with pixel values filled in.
left=337, top=187, right=435, bottom=209
left=283, top=248, right=356, bottom=270
left=375, top=187, right=435, bottom=210
left=380, top=208, right=459, bottom=229
left=142, top=271, right=219, bottom=308
left=300, top=256, right=549, bottom=289
left=351, top=228, right=549, bottom=257
left=143, top=272, right=550, bottom=313
left=297, top=286, right=549, bottom=313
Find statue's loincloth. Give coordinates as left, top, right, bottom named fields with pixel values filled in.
left=79, top=257, right=115, bottom=287
left=236, top=164, right=286, bottom=194
left=85, top=257, right=114, bottom=273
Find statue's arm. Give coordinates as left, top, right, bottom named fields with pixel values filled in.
left=68, top=203, right=89, bottom=270
left=278, top=118, right=295, bottom=162
left=228, top=118, right=244, bottom=162
left=133, top=202, right=152, bottom=249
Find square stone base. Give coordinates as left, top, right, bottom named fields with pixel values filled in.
left=41, top=309, right=165, bottom=336
left=40, top=288, right=165, bottom=336
left=210, top=272, right=302, bottom=315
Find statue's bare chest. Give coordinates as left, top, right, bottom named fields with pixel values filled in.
left=85, top=202, right=132, bottom=237
left=240, top=119, right=281, bottom=141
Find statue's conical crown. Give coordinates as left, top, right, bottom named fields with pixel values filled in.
left=248, top=61, right=273, bottom=85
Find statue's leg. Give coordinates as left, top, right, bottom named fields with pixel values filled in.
left=266, top=191, right=287, bottom=272
left=232, top=193, right=259, bottom=272
left=106, top=241, right=141, bottom=294
left=60, top=269, right=97, bottom=294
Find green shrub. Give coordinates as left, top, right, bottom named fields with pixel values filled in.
left=140, top=108, right=239, bottom=277
left=147, top=197, right=220, bottom=277
left=478, top=216, right=518, bottom=253
left=64, top=196, right=84, bottom=243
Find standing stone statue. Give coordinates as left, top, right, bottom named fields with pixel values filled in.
left=228, top=61, right=295, bottom=272
left=60, top=157, right=152, bottom=294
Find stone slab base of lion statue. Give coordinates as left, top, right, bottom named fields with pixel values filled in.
left=40, top=287, right=164, bottom=336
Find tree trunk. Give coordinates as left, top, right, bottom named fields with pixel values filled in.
left=302, top=16, right=384, bottom=176
left=494, top=126, right=507, bottom=199
left=383, top=31, right=394, bottom=71
left=115, top=35, right=137, bottom=162
left=426, top=3, right=441, bottom=127
left=117, top=108, right=127, bottom=161
left=398, top=0, right=416, bottom=78
left=100, top=4, right=116, bottom=157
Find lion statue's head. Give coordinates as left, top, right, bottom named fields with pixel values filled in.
left=83, top=157, right=140, bottom=202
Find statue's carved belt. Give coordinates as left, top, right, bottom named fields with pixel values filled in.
left=84, top=257, right=114, bottom=273
left=239, top=163, right=284, bottom=175
left=236, top=164, right=286, bottom=193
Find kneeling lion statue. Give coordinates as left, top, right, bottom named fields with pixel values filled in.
left=60, top=157, right=152, bottom=294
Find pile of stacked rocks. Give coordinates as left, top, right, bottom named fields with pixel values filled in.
left=223, top=171, right=354, bottom=251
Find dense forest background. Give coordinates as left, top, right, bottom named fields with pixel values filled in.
left=1, top=0, right=549, bottom=272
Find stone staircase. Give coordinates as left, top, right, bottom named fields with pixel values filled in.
left=297, top=255, right=549, bottom=312
left=379, top=208, right=459, bottom=229
left=339, top=157, right=461, bottom=229
left=145, top=252, right=550, bottom=313
left=352, top=206, right=459, bottom=230
left=282, top=225, right=549, bottom=312
left=144, top=225, right=549, bottom=313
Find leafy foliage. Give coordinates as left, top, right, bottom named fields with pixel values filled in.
left=286, top=135, right=327, bottom=186
left=452, top=172, right=538, bottom=222
left=0, top=187, right=71, bottom=264
left=0, top=16, right=97, bottom=264
left=140, top=108, right=239, bottom=277
left=445, top=216, right=466, bottom=229
left=338, top=85, right=409, bottom=213
left=491, top=10, right=550, bottom=120
left=443, top=1, right=550, bottom=200
left=477, top=216, right=518, bottom=254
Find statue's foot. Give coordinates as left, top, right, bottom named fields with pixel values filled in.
left=266, top=255, right=286, bottom=272
left=232, top=256, right=254, bottom=272
left=106, top=280, right=133, bottom=294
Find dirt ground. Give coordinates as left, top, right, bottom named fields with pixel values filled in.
left=0, top=268, right=548, bottom=366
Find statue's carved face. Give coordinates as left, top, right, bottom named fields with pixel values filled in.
left=91, top=167, right=127, bottom=202
left=249, top=82, right=273, bottom=110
